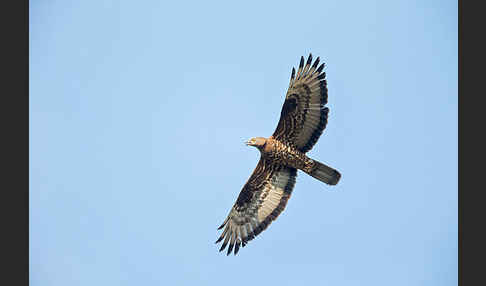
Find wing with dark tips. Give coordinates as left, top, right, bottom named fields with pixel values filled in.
left=215, top=158, right=297, bottom=255
left=272, top=53, right=329, bottom=153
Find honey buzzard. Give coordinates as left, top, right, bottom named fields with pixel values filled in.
left=216, top=54, right=341, bottom=255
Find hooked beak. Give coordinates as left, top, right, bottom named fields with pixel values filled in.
left=244, top=140, right=251, bottom=146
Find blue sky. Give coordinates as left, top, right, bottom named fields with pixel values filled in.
left=30, top=0, right=457, bottom=285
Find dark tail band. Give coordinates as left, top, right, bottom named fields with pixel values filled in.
left=308, top=160, right=341, bottom=185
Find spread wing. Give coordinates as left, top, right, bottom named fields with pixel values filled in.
left=215, top=158, right=297, bottom=255
left=272, top=53, right=329, bottom=153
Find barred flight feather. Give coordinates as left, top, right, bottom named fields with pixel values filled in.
left=215, top=159, right=297, bottom=255
left=273, top=53, right=329, bottom=153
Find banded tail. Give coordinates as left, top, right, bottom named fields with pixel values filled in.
left=307, top=160, right=341, bottom=185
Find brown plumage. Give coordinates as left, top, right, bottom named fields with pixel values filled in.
left=216, top=54, right=341, bottom=255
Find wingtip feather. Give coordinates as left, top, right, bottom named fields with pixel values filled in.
left=306, top=53, right=312, bottom=66
left=234, top=241, right=241, bottom=255
left=227, top=243, right=234, bottom=256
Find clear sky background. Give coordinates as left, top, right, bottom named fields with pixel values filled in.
left=30, top=0, right=457, bottom=285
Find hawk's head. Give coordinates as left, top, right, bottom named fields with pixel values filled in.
left=245, top=137, right=267, bottom=149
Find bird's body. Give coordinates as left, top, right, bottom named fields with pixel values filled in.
left=251, top=137, right=314, bottom=173
left=216, top=54, right=341, bottom=255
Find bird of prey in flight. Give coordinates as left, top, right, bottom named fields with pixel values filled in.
left=216, top=54, right=341, bottom=255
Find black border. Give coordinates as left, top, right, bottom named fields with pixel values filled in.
left=459, top=0, right=482, bottom=284
left=2, top=0, right=28, bottom=285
